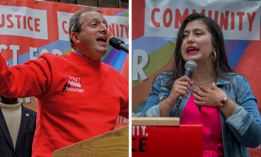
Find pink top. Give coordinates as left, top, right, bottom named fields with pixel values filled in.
left=180, top=93, right=224, bottom=157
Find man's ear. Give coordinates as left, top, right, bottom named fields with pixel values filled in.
left=71, top=32, right=80, bottom=44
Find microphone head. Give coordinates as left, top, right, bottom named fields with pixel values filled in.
left=109, top=37, right=124, bottom=50
left=185, top=60, right=197, bottom=71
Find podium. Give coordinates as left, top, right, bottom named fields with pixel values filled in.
left=132, top=117, right=203, bottom=157
left=52, top=126, right=128, bottom=157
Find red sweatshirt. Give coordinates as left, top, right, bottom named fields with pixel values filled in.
left=0, top=51, right=129, bottom=157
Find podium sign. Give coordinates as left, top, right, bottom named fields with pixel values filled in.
left=132, top=124, right=203, bottom=157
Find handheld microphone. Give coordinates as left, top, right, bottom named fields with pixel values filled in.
left=109, top=37, right=129, bottom=53
left=175, top=60, right=197, bottom=109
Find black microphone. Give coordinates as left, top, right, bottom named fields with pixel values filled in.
left=109, top=37, right=129, bottom=53
left=175, top=60, right=197, bottom=110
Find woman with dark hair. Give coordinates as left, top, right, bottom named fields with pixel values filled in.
left=140, top=13, right=261, bottom=156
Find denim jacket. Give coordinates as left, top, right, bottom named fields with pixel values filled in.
left=140, top=71, right=261, bottom=157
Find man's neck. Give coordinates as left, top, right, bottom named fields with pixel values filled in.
left=0, top=101, right=21, bottom=111
left=72, top=48, right=101, bottom=61
left=72, top=48, right=83, bottom=56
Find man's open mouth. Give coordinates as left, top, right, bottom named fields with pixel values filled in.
left=97, top=37, right=107, bottom=43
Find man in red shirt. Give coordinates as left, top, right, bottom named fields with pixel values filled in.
left=0, top=7, right=128, bottom=157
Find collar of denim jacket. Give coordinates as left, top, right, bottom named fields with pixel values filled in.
left=216, top=73, right=236, bottom=86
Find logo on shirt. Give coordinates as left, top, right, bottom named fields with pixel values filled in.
left=68, top=75, right=81, bottom=88
left=61, top=75, right=84, bottom=93
left=62, top=82, right=70, bottom=93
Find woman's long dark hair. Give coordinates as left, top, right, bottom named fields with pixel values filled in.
left=163, top=13, right=237, bottom=90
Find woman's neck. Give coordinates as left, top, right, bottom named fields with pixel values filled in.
left=191, top=63, right=216, bottom=84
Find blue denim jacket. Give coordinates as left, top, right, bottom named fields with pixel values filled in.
left=140, top=71, right=261, bottom=157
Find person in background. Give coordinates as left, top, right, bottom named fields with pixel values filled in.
left=0, top=7, right=128, bottom=157
left=140, top=13, right=261, bottom=157
left=0, top=96, right=36, bottom=157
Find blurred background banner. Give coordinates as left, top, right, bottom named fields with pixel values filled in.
left=132, top=0, right=261, bottom=155
left=0, top=0, right=129, bottom=129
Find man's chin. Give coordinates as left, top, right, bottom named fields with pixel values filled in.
left=97, top=48, right=108, bottom=55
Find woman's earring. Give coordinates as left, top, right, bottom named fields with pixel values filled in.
left=212, top=51, right=216, bottom=62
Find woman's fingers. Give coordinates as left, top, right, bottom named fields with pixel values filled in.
left=178, top=85, right=189, bottom=97
left=169, top=76, right=192, bottom=103
left=193, top=88, right=207, bottom=97
left=193, top=93, right=206, bottom=104
left=179, top=76, right=191, bottom=82
left=175, top=81, right=190, bottom=90
left=199, top=85, right=210, bottom=93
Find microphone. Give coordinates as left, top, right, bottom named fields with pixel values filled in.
left=175, top=60, right=197, bottom=110
left=109, top=37, right=129, bottom=53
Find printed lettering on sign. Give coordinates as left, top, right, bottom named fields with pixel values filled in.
left=132, top=126, right=148, bottom=152
left=57, top=11, right=129, bottom=44
left=144, top=0, right=261, bottom=40
left=105, top=16, right=129, bottom=44
left=57, top=11, right=72, bottom=41
left=0, top=5, right=48, bottom=39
